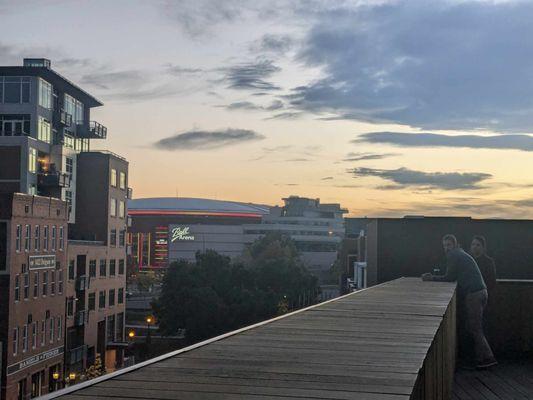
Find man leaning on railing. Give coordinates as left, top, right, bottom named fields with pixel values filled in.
left=421, top=233, right=497, bottom=370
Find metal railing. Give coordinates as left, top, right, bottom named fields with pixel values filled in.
left=37, top=172, right=71, bottom=188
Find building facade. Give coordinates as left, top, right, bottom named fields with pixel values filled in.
left=0, top=58, right=129, bottom=398
left=244, top=196, right=347, bottom=283
left=127, top=198, right=269, bottom=270
left=0, top=193, right=68, bottom=400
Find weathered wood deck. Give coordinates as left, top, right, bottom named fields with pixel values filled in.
left=453, top=360, right=533, bottom=399
left=43, top=278, right=457, bottom=400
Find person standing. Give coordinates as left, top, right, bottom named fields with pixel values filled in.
left=422, top=234, right=497, bottom=369
left=470, top=235, right=497, bottom=302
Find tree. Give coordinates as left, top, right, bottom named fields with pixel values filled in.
left=153, top=234, right=319, bottom=343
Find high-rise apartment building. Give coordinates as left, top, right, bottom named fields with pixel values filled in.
left=0, top=58, right=129, bottom=399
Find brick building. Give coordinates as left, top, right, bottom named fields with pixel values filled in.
left=0, top=193, right=68, bottom=400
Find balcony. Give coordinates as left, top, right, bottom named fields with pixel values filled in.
left=37, top=172, right=71, bottom=188
left=75, top=275, right=88, bottom=291
left=76, top=121, right=107, bottom=139
left=54, top=109, right=72, bottom=127
left=74, top=310, right=88, bottom=327
left=66, top=345, right=87, bottom=366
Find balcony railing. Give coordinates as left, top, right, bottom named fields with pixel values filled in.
left=37, top=172, right=71, bottom=188
left=66, top=345, right=87, bottom=365
left=74, top=310, right=88, bottom=327
left=75, top=275, right=88, bottom=291
left=55, top=109, right=73, bottom=127
left=76, top=121, right=108, bottom=139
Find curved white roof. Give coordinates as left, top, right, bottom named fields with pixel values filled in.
left=128, top=197, right=270, bottom=216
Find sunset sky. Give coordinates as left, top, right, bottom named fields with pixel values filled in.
left=2, top=0, right=533, bottom=218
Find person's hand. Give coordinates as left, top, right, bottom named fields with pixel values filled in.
left=421, top=273, right=433, bottom=281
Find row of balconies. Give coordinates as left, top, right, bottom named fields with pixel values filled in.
left=54, top=108, right=107, bottom=139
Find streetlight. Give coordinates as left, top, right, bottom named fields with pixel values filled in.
left=128, top=330, right=135, bottom=339
left=145, top=316, right=153, bottom=346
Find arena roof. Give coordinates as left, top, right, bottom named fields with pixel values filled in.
left=128, top=197, right=271, bottom=218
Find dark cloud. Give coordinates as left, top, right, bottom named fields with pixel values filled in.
left=223, top=59, right=281, bottom=91
left=224, top=99, right=284, bottom=112
left=165, top=64, right=203, bottom=75
left=356, top=132, right=533, bottom=152
left=153, top=128, right=264, bottom=150
left=264, top=111, right=303, bottom=120
left=343, top=152, right=399, bottom=162
left=350, top=167, right=492, bottom=190
left=290, top=1, right=533, bottom=132
left=250, top=34, right=294, bottom=55
left=321, top=177, right=333, bottom=180
left=285, top=158, right=312, bottom=162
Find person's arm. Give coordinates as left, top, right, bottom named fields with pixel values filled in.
left=430, top=254, right=458, bottom=282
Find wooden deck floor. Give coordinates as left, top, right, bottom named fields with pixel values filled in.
left=453, top=360, right=533, bottom=400
left=43, top=278, right=456, bottom=400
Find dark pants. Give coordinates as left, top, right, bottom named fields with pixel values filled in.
left=465, top=289, right=495, bottom=363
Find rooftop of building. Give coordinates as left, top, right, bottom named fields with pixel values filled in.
left=128, top=197, right=271, bottom=217
left=0, top=58, right=102, bottom=107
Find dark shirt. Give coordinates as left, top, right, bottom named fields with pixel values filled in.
left=432, top=248, right=486, bottom=296
left=475, top=254, right=497, bottom=298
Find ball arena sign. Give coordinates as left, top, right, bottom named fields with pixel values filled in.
left=170, top=226, right=195, bottom=242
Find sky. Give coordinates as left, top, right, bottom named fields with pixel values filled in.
left=2, top=0, right=533, bottom=218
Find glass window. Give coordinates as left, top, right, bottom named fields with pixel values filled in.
left=38, top=117, right=51, bottom=143
left=99, top=291, right=106, bottom=309
left=110, top=198, right=116, bottom=217
left=88, top=293, right=96, bottom=311
left=50, top=270, right=55, bottom=295
left=23, top=267, right=29, bottom=299
left=38, top=78, right=52, bottom=109
left=58, top=270, right=63, bottom=294
left=116, top=312, right=124, bottom=341
left=13, top=327, right=18, bottom=355
left=89, top=260, right=96, bottom=278
left=64, top=133, right=74, bottom=149
left=34, top=225, right=40, bottom=251
left=15, top=224, right=21, bottom=252
left=32, top=322, right=37, bottom=349
left=51, top=226, right=56, bottom=251
left=107, top=315, right=115, bottom=343
left=59, top=226, right=64, bottom=250
left=42, top=271, right=48, bottom=296
left=118, top=288, right=124, bottom=304
left=109, top=260, right=116, bottom=276
left=28, top=148, right=37, bottom=173
left=110, top=229, right=117, bottom=246
left=49, top=317, right=54, bottom=343
left=33, top=272, right=38, bottom=298
left=22, top=324, right=28, bottom=352
left=41, top=321, right=46, bottom=346
left=119, top=172, right=126, bottom=189
left=43, top=226, right=49, bottom=251
left=1, top=76, right=30, bottom=104
left=65, top=157, right=73, bottom=175
left=67, top=298, right=74, bottom=317
left=110, top=169, right=117, bottom=187
left=119, top=201, right=125, bottom=218
left=99, top=260, right=106, bottom=277
left=64, top=94, right=83, bottom=123
left=24, top=224, right=30, bottom=252
left=68, top=260, right=75, bottom=280
left=57, top=316, right=62, bottom=341
left=118, top=259, right=125, bottom=275
left=109, top=289, right=115, bottom=306
left=14, top=274, right=20, bottom=301
left=119, top=229, right=125, bottom=247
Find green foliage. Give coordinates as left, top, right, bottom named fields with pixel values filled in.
left=153, top=233, right=319, bottom=342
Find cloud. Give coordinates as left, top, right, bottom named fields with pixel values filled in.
left=80, top=70, right=143, bottom=90
left=153, top=128, right=265, bottom=150
left=165, top=64, right=203, bottom=75
left=321, top=176, right=333, bottom=180
left=264, top=111, right=303, bottom=120
left=285, top=158, right=312, bottom=162
left=289, top=1, right=533, bottom=132
left=350, top=167, right=492, bottom=190
left=343, top=152, right=399, bottom=162
left=224, top=99, right=284, bottom=112
left=250, top=34, right=294, bottom=55
left=223, top=59, right=281, bottom=91
left=356, top=132, right=533, bottom=152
